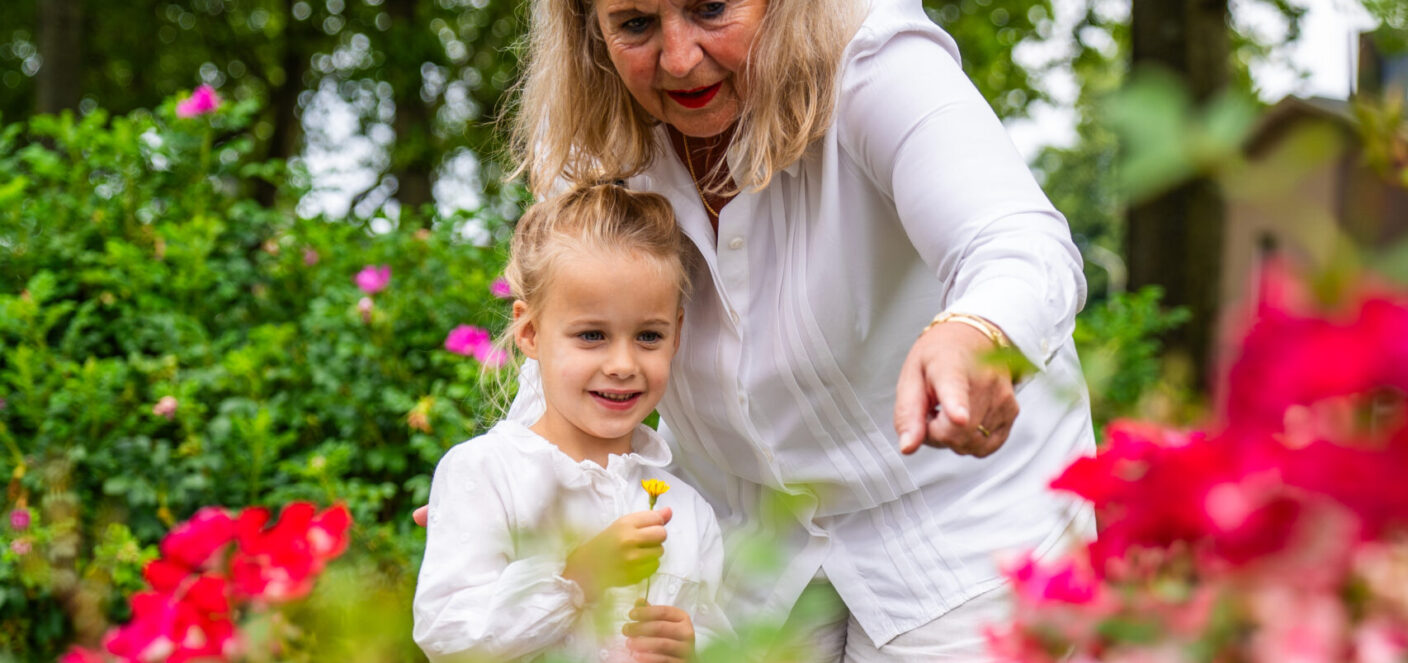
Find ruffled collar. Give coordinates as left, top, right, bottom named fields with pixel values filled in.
left=492, top=419, right=672, bottom=489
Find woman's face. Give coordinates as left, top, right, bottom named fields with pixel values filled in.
left=594, top=0, right=768, bottom=138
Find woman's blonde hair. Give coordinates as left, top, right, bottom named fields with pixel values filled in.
left=507, top=0, right=865, bottom=197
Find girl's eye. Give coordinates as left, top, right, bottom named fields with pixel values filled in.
left=578, top=331, right=605, bottom=342
left=637, top=331, right=664, bottom=343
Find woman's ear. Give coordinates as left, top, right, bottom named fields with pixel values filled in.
left=513, top=300, right=540, bottom=360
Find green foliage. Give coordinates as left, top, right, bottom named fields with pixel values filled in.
left=1074, top=287, right=1194, bottom=433
left=924, top=0, right=1054, bottom=119
left=0, top=99, right=516, bottom=659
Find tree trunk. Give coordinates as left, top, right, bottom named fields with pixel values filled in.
left=1126, top=0, right=1230, bottom=387
left=385, top=0, right=436, bottom=221
left=36, top=0, right=83, bottom=114
left=255, top=0, right=310, bottom=208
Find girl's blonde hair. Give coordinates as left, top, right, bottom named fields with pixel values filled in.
left=486, top=183, right=693, bottom=414
left=507, top=0, right=865, bottom=197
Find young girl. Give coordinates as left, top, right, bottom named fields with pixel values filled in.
left=413, top=184, right=730, bottom=663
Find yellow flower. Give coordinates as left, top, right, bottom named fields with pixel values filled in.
left=641, top=479, right=671, bottom=509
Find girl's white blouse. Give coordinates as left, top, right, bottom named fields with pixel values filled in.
left=413, top=421, right=731, bottom=662
left=511, top=0, right=1098, bottom=647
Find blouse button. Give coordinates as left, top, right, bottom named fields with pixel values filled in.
left=598, top=649, right=610, bottom=660
left=729, top=310, right=740, bottom=324
left=728, top=236, right=744, bottom=250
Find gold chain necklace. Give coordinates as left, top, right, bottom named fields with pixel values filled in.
left=682, top=134, right=719, bottom=218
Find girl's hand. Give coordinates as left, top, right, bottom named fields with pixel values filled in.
left=893, top=320, right=1018, bottom=458
left=563, top=508, right=672, bottom=602
left=623, top=599, right=694, bottom=663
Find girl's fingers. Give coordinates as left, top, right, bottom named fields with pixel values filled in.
left=626, top=635, right=691, bottom=659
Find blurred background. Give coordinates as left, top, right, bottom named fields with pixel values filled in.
left=0, top=0, right=1405, bottom=660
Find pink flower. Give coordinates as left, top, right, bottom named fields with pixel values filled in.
left=490, top=277, right=513, bottom=299
left=9, top=507, right=30, bottom=531
left=474, top=344, right=509, bottom=369
left=444, top=325, right=491, bottom=356
left=444, top=325, right=510, bottom=367
left=175, top=84, right=221, bottom=118
left=357, top=297, right=374, bottom=323
left=160, top=507, right=236, bottom=570
left=355, top=265, right=391, bottom=295
left=1005, top=552, right=1102, bottom=606
left=152, top=396, right=179, bottom=420
left=303, top=248, right=319, bottom=266
left=10, top=538, right=31, bottom=556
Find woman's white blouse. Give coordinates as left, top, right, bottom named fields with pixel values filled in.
left=510, top=0, right=1097, bottom=647
left=413, top=421, right=731, bottom=662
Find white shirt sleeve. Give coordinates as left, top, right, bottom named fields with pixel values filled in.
left=835, top=25, right=1087, bottom=367
left=412, top=443, right=584, bottom=662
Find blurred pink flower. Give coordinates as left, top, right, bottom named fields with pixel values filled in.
left=9, top=508, right=29, bottom=531
left=490, top=277, right=513, bottom=299
left=152, top=396, right=179, bottom=420
left=444, top=325, right=491, bottom=357
left=475, top=345, right=509, bottom=369
left=304, top=248, right=319, bottom=266
left=355, top=265, right=391, bottom=294
left=10, top=538, right=31, bottom=556
left=357, top=297, right=374, bottom=323
left=1354, top=618, right=1408, bottom=663
left=175, top=84, right=221, bottom=118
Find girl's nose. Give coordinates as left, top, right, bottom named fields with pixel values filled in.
left=659, top=17, right=702, bottom=79
left=603, top=342, right=639, bottom=378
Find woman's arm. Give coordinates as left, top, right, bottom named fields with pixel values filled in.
left=836, top=21, right=1087, bottom=456
left=412, top=444, right=584, bottom=662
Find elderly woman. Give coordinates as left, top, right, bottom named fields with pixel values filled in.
left=489, top=0, right=1094, bottom=659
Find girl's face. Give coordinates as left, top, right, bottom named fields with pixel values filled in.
left=594, top=0, right=769, bottom=138
left=514, top=247, right=683, bottom=461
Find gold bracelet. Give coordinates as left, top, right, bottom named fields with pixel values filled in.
left=921, top=312, right=1011, bottom=348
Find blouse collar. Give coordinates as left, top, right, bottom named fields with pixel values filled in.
left=493, top=420, right=672, bottom=488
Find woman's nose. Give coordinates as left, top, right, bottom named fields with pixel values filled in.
left=659, top=17, right=702, bottom=79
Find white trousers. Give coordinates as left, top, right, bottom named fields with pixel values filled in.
left=770, top=580, right=1015, bottom=662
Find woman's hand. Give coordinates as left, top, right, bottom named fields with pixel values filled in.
left=563, top=508, right=672, bottom=603
left=623, top=599, right=695, bottom=663
left=893, top=320, right=1019, bottom=457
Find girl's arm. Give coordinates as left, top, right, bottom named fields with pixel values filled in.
left=412, top=444, right=584, bottom=662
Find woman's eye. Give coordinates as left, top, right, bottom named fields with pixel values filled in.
left=638, top=331, right=664, bottom=343
left=578, top=331, right=605, bottom=342
left=621, top=16, right=652, bottom=33
left=697, top=2, right=725, bottom=18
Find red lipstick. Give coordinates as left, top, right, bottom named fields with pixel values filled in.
left=666, top=82, right=721, bottom=109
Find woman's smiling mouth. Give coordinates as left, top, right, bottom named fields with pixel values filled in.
left=666, top=82, right=722, bottom=109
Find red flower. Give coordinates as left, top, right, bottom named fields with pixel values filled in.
left=160, top=507, right=236, bottom=570
left=104, top=588, right=235, bottom=663
left=229, top=502, right=351, bottom=603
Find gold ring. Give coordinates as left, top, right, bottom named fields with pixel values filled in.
left=977, top=424, right=991, bottom=437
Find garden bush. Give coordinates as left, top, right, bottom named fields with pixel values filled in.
left=0, top=96, right=518, bottom=660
